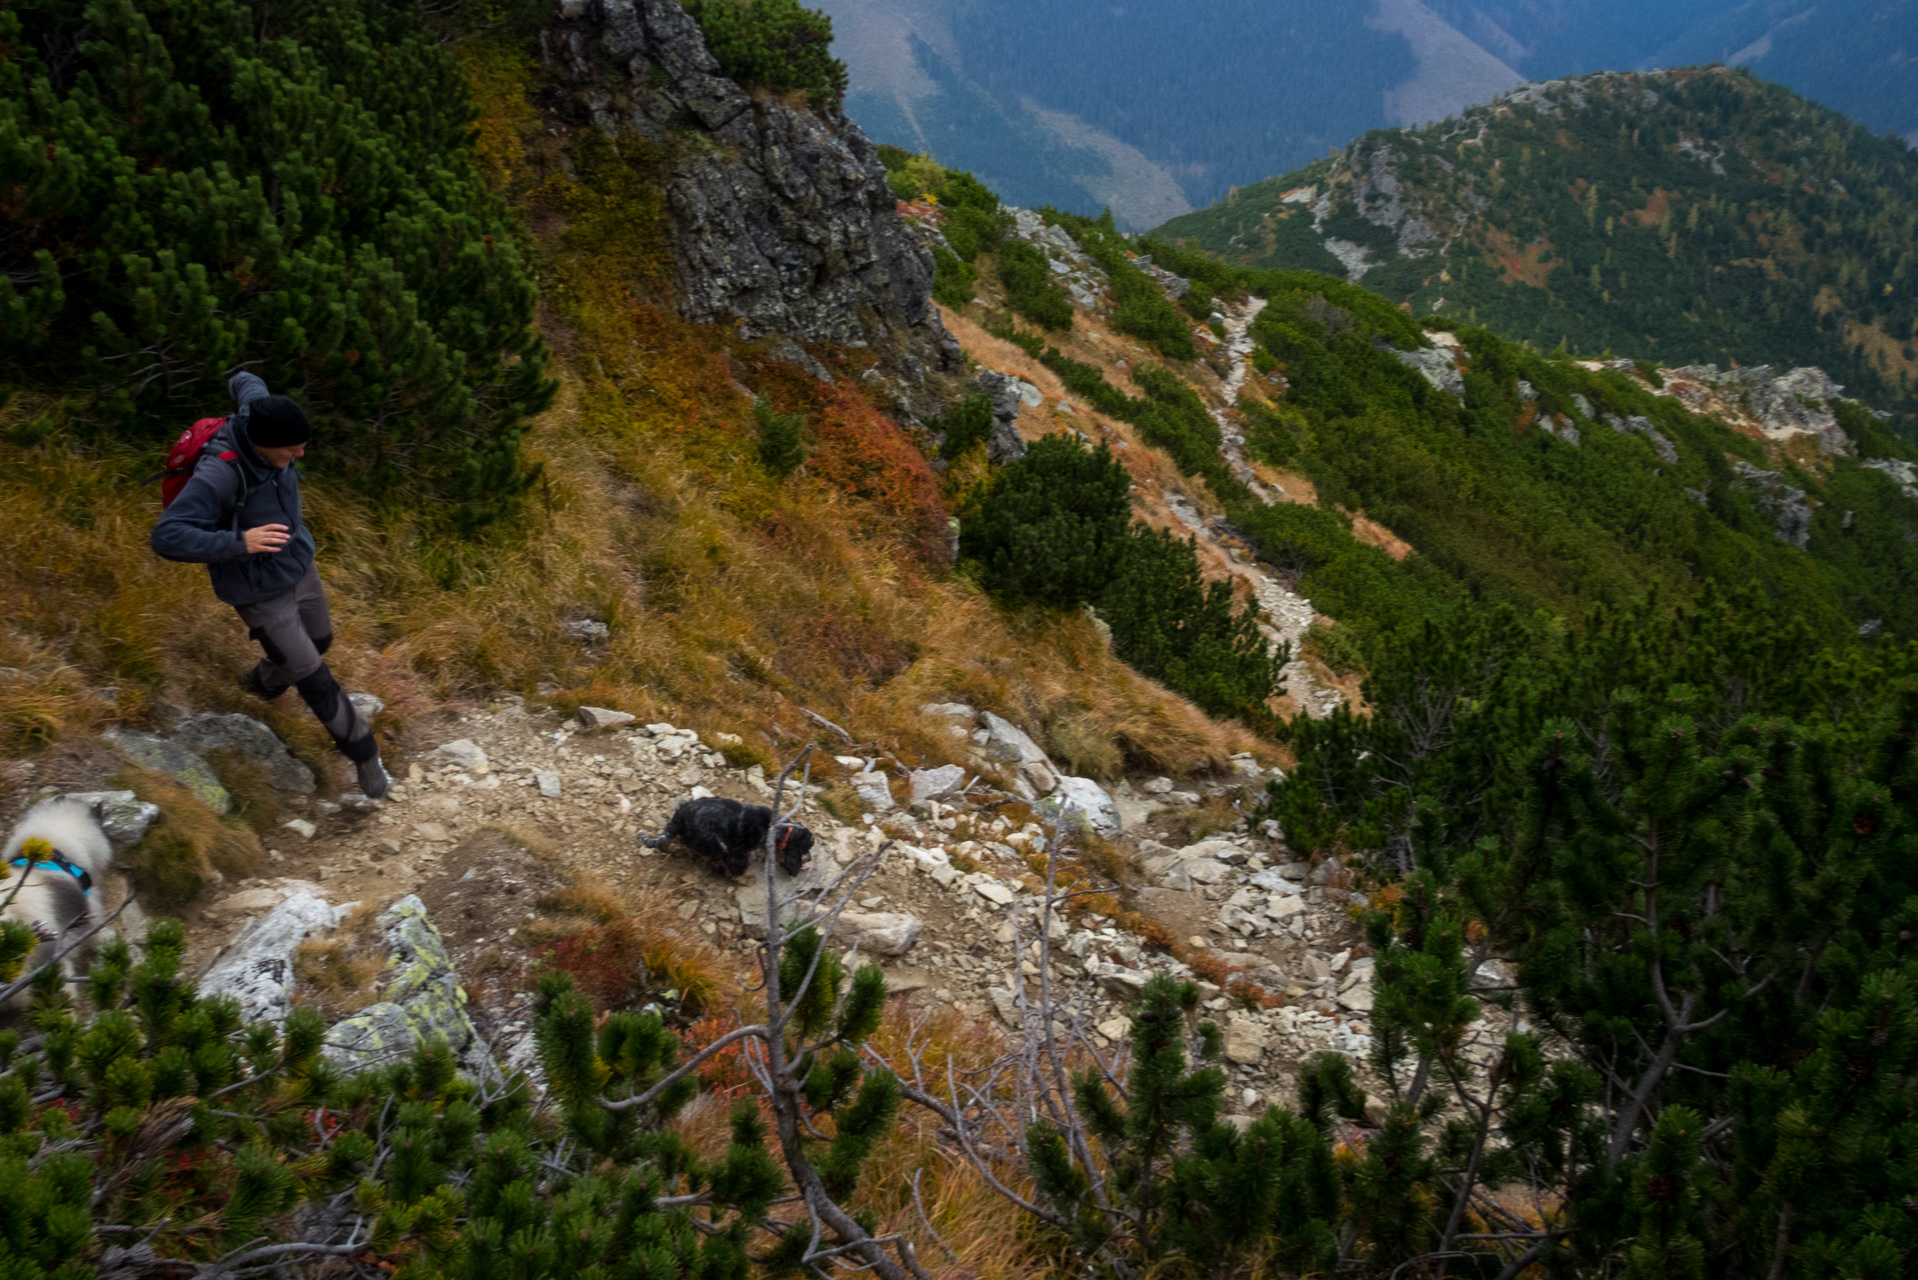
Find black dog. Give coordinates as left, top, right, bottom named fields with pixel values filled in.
left=642, top=797, right=814, bottom=878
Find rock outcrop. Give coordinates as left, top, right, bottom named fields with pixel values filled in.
left=1663, top=364, right=1854, bottom=455
left=540, top=0, right=957, bottom=394
left=170, top=713, right=316, bottom=794
left=326, top=896, right=499, bottom=1084
left=973, top=371, right=1034, bottom=464
left=1727, top=459, right=1813, bottom=547
left=200, top=894, right=353, bottom=1027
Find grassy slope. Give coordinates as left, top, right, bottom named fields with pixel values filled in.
left=0, top=35, right=1257, bottom=784
left=1155, top=67, right=1918, bottom=430
left=1084, top=238, right=1918, bottom=658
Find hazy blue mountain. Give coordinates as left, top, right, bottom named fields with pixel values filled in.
left=1654, top=1, right=1918, bottom=144
left=819, top=0, right=1913, bottom=225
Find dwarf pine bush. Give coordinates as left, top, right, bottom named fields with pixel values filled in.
left=0, top=914, right=905, bottom=1280
left=964, top=436, right=1281, bottom=720
left=0, top=0, right=554, bottom=524
left=681, top=0, right=848, bottom=111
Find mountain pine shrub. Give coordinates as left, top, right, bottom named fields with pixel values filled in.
left=0, top=904, right=910, bottom=1280
left=1099, top=524, right=1284, bottom=720
left=681, top=0, right=848, bottom=111
left=934, top=395, right=994, bottom=460
left=1263, top=592, right=1918, bottom=1276
left=754, top=397, right=807, bottom=476
left=997, top=242, right=1075, bottom=331
left=1022, top=974, right=1344, bottom=1277
left=964, top=436, right=1280, bottom=719
left=961, top=435, right=1132, bottom=604
left=930, top=246, right=977, bottom=309
left=0, top=0, right=554, bottom=524
left=1045, top=211, right=1196, bottom=360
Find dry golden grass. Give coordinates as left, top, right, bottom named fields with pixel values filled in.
left=113, top=766, right=264, bottom=909
left=528, top=871, right=730, bottom=1016
left=292, top=904, right=386, bottom=1019
left=1153, top=791, right=1249, bottom=846
left=0, top=52, right=1264, bottom=804
left=203, top=748, right=281, bottom=835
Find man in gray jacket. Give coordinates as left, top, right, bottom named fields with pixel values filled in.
left=151, top=373, right=390, bottom=799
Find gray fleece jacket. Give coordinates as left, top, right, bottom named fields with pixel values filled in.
left=150, top=373, right=316, bottom=607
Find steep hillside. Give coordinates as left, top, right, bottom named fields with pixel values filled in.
left=0, top=0, right=1257, bottom=783
left=1155, top=67, right=1918, bottom=428
left=903, top=167, right=1918, bottom=665
left=6, top=6, right=1918, bottom=1277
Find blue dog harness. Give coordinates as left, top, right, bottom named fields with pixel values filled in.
left=9, top=850, right=92, bottom=895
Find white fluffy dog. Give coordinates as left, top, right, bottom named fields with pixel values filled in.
left=1, top=797, right=114, bottom=990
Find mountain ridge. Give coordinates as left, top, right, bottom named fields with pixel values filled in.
left=1153, top=66, right=1918, bottom=429
left=820, top=0, right=1918, bottom=225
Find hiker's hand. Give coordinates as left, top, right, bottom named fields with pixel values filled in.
left=244, top=524, right=290, bottom=554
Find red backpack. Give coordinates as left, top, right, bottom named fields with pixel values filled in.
left=158, top=417, right=239, bottom=509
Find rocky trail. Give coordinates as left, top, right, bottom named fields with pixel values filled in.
left=0, top=683, right=1479, bottom=1116
left=937, top=212, right=1345, bottom=720
left=1206, top=295, right=1345, bottom=721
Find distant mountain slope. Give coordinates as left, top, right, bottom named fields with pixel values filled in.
left=817, top=2, right=1912, bottom=227
left=813, top=0, right=1509, bottom=224
left=1154, top=68, right=1918, bottom=427
left=1653, top=0, right=1918, bottom=144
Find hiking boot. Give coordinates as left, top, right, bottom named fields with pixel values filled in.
left=355, top=753, right=391, bottom=801
left=239, top=666, right=286, bottom=702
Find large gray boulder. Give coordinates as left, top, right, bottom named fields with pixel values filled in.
left=105, top=728, right=229, bottom=814
left=543, top=0, right=956, bottom=385
left=1393, top=347, right=1463, bottom=397
left=1728, top=459, right=1813, bottom=547
left=170, top=713, right=315, bottom=794
left=838, top=911, right=923, bottom=957
left=735, top=856, right=835, bottom=938
left=325, top=896, right=499, bottom=1085
left=1044, top=777, right=1122, bottom=838
left=852, top=770, right=895, bottom=811
left=63, top=790, right=159, bottom=848
left=200, top=894, right=352, bottom=1026
left=974, top=372, right=1030, bottom=464
left=908, top=764, right=966, bottom=805
left=981, top=712, right=1048, bottom=766
left=1600, top=413, right=1680, bottom=465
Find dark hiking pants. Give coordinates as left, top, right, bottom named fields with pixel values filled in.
left=232, top=562, right=377, bottom=763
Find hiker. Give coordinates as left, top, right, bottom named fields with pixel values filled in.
left=150, top=373, right=390, bottom=799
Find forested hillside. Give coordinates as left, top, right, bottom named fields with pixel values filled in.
left=1156, top=67, right=1918, bottom=429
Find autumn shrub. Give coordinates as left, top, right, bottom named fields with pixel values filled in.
left=543, top=917, right=725, bottom=1016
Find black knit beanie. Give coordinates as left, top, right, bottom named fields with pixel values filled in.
left=247, top=396, right=312, bottom=448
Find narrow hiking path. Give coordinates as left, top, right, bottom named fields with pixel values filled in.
left=1206, top=297, right=1345, bottom=721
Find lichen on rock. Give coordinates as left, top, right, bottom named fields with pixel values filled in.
left=325, top=895, right=500, bottom=1085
